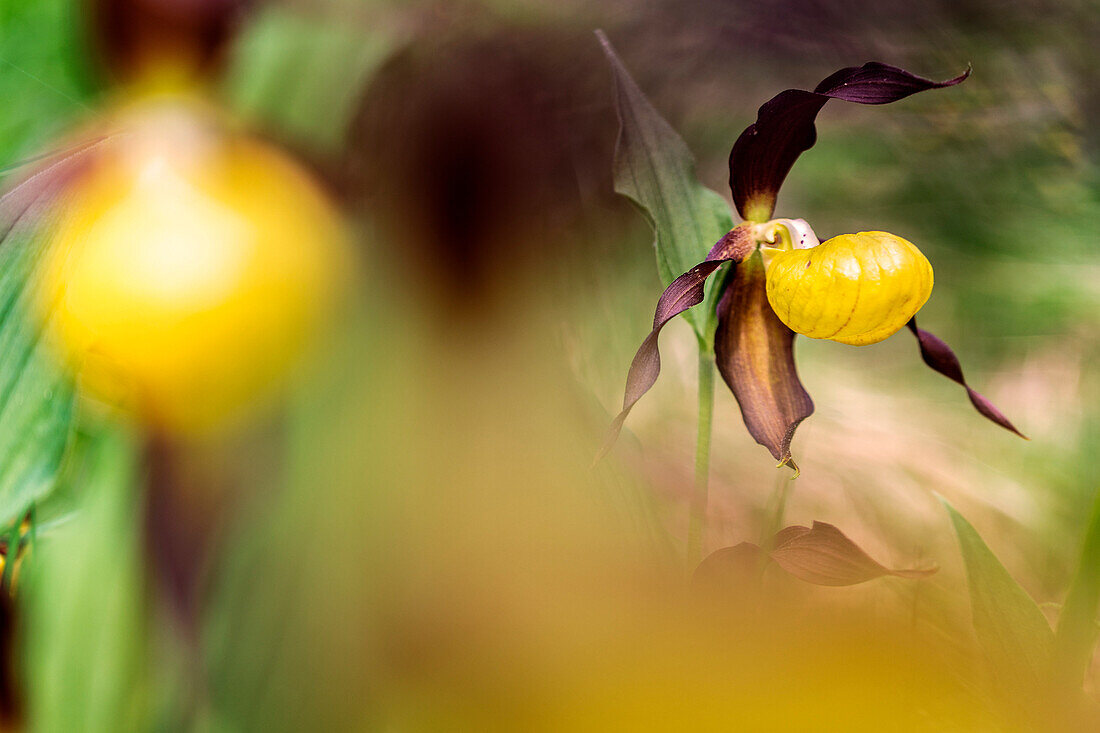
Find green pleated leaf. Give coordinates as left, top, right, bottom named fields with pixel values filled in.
left=0, top=219, right=75, bottom=528
left=941, top=498, right=1054, bottom=695
left=598, top=30, right=735, bottom=339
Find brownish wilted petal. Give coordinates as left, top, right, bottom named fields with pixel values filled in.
left=769, top=521, right=937, bottom=587
left=906, top=319, right=1025, bottom=438
left=714, top=252, right=813, bottom=468
left=596, top=226, right=754, bottom=462
left=729, top=62, right=970, bottom=222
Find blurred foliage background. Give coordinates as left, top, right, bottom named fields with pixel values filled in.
left=0, top=0, right=1098, bottom=729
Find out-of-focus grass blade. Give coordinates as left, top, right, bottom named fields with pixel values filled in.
left=0, top=221, right=75, bottom=528
left=30, top=423, right=112, bottom=540
left=598, top=30, right=735, bottom=341
left=20, top=422, right=152, bottom=733
left=941, top=498, right=1053, bottom=696
left=222, top=4, right=401, bottom=155
left=1054, top=485, right=1100, bottom=688
left=202, top=317, right=386, bottom=731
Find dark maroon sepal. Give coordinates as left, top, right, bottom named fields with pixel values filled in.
left=729, top=62, right=970, bottom=222
left=714, top=253, right=813, bottom=467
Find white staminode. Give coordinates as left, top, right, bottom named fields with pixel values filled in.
left=756, top=218, right=820, bottom=269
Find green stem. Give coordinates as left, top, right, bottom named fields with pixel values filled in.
left=686, top=348, right=715, bottom=569
left=1054, top=485, right=1100, bottom=687
left=768, top=472, right=793, bottom=538
left=1, top=520, right=19, bottom=591
left=759, top=470, right=794, bottom=561
left=27, top=503, right=36, bottom=553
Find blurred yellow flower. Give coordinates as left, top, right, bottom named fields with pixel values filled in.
left=37, top=96, right=349, bottom=434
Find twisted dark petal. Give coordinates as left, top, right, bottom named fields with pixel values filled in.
left=595, top=226, right=754, bottom=463
left=729, top=62, right=970, bottom=222
left=907, top=319, right=1026, bottom=438
left=813, top=62, right=971, bottom=102
left=714, top=254, right=813, bottom=467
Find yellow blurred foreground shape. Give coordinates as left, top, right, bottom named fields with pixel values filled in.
left=36, top=94, right=349, bottom=434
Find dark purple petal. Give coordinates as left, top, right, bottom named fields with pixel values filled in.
left=595, top=226, right=755, bottom=463
left=907, top=319, right=1025, bottom=438
left=714, top=253, right=813, bottom=468
left=728, top=90, right=826, bottom=223
left=729, top=62, right=970, bottom=222
left=813, top=62, right=971, bottom=103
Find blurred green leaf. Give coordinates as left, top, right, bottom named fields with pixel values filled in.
left=942, top=498, right=1054, bottom=695
left=1053, top=486, right=1100, bottom=688
left=20, top=421, right=152, bottom=733
left=0, top=222, right=75, bottom=528
left=0, top=0, right=96, bottom=164
left=222, top=5, right=401, bottom=155
left=597, top=30, right=735, bottom=341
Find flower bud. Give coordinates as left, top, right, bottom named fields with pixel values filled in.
left=764, top=231, right=933, bottom=346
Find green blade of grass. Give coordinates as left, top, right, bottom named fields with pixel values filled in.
left=941, top=497, right=1054, bottom=697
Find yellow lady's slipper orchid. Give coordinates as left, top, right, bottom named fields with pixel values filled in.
left=603, top=58, right=1023, bottom=469
left=36, top=96, right=350, bottom=434
left=764, top=231, right=933, bottom=346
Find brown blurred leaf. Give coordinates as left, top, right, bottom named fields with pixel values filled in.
left=693, top=542, right=764, bottom=587
left=769, top=521, right=937, bottom=587
left=696, top=522, right=936, bottom=590
left=772, top=524, right=811, bottom=548
left=692, top=542, right=767, bottom=607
